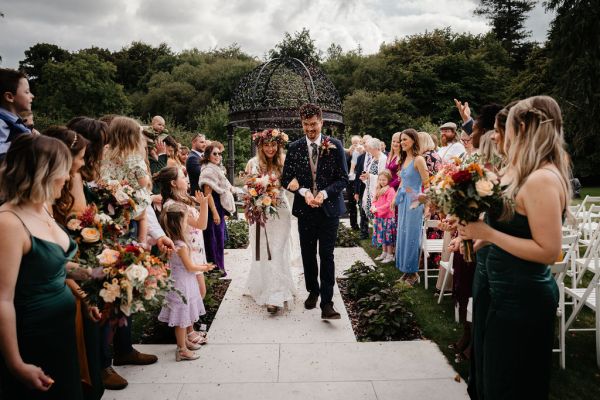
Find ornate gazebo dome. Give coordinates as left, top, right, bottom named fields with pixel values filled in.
left=228, top=57, right=344, bottom=136
left=224, top=58, right=344, bottom=183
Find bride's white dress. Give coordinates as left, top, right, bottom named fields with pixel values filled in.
left=245, top=158, right=297, bottom=308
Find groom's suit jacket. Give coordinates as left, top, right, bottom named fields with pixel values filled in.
left=281, top=135, right=348, bottom=219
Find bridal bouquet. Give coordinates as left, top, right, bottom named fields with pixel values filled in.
left=242, top=173, right=283, bottom=261
left=426, top=157, right=503, bottom=261
left=79, top=241, right=174, bottom=324
left=242, top=173, right=282, bottom=226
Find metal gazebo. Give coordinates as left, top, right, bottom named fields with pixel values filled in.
left=225, top=57, right=345, bottom=182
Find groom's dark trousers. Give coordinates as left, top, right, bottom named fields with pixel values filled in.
left=298, top=208, right=340, bottom=306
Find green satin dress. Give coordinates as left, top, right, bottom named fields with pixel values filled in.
left=468, top=243, right=491, bottom=399
left=0, top=211, right=82, bottom=400
left=479, top=212, right=558, bottom=399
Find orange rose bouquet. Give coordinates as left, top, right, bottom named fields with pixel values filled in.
left=242, top=173, right=282, bottom=226
left=242, top=173, right=282, bottom=261
left=426, top=156, right=503, bottom=261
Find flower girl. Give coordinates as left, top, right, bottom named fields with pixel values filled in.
left=158, top=202, right=214, bottom=361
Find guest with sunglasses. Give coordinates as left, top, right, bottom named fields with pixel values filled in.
left=199, top=144, right=236, bottom=275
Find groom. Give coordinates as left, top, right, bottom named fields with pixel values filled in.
left=282, top=103, right=348, bottom=319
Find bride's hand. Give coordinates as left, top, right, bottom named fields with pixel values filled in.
left=287, top=178, right=299, bottom=191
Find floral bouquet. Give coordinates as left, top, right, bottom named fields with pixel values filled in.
left=426, top=157, right=503, bottom=261
left=88, top=179, right=151, bottom=222
left=242, top=173, right=282, bottom=261
left=66, top=204, right=127, bottom=246
left=78, top=241, right=174, bottom=324
left=243, top=173, right=282, bottom=226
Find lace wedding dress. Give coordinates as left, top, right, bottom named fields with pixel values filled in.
left=245, top=157, right=297, bottom=308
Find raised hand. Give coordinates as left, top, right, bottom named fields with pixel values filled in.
left=194, top=190, right=208, bottom=207
left=454, top=98, right=471, bottom=122
left=155, top=138, right=167, bottom=154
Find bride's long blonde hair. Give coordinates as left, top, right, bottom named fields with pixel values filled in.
left=501, top=95, right=572, bottom=219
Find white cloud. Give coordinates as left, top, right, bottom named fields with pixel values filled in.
left=0, top=0, right=554, bottom=68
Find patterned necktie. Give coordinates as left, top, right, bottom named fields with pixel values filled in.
left=311, top=142, right=318, bottom=166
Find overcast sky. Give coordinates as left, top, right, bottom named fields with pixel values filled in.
left=0, top=0, right=554, bottom=68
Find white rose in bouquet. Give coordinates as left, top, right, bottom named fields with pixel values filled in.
left=125, top=263, right=149, bottom=284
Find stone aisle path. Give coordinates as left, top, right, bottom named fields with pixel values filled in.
left=103, top=220, right=469, bottom=400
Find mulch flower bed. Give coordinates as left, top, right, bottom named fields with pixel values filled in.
left=337, top=276, right=423, bottom=342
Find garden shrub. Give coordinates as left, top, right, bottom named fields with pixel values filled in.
left=225, top=219, right=249, bottom=249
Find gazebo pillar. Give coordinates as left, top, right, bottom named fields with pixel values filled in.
left=226, top=124, right=235, bottom=184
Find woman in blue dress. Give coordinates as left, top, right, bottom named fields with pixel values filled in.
left=394, top=129, right=430, bottom=286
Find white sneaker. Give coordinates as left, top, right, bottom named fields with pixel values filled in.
left=381, top=254, right=395, bottom=263
left=374, top=252, right=386, bottom=261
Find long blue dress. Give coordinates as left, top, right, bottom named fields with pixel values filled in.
left=395, top=159, right=423, bottom=273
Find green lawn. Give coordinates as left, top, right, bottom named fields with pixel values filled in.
left=358, top=235, right=600, bottom=400
left=574, top=187, right=600, bottom=204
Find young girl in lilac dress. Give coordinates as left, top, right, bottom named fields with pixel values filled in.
left=158, top=203, right=214, bottom=361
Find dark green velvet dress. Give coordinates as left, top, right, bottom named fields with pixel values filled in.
left=479, top=212, right=558, bottom=399
left=468, top=243, right=491, bottom=399
left=0, top=212, right=82, bottom=400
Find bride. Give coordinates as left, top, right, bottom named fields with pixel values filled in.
left=244, top=129, right=297, bottom=314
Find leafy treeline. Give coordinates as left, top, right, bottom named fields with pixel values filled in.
left=7, top=0, right=599, bottom=179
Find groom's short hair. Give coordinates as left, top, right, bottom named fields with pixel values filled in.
left=299, top=103, right=322, bottom=120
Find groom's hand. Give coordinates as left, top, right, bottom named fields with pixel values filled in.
left=304, top=191, right=315, bottom=206
left=312, top=192, right=324, bottom=207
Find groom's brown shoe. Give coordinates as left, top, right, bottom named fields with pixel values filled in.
left=321, top=304, right=341, bottom=320
left=304, top=292, right=319, bottom=310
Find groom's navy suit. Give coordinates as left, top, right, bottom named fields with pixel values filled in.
left=282, top=134, right=348, bottom=308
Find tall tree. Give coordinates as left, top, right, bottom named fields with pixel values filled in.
left=18, top=43, right=71, bottom=91
left=545, top=0, right=600, bottom=179
left=474, top=0, right=536, bottom=66
left=268, top=28, right=322, bottom=64
left=113, top=41, right=177, bottom=93
left=35, top=52, right=129, bottom=119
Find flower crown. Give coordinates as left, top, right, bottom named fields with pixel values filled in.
left=252, top=129, right=289, bottom=146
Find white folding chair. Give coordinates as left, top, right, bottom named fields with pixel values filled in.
left=581, top=205, right=600, bottom=242
left=552, top=234, right=578, bottom=369
left=565, top=231, right=600, bottom=368
left=438, top=252, right=454, bottom=304
left=420, top=219, right=443, bottom=290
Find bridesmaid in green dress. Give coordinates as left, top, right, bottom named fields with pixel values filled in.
left=459, top=96, right=571, bottom=399
left=0, top=135, right=83, bottom=399
left=467, top=104, right=512, bottom=399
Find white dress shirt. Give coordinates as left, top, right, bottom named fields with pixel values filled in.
left=146, top=207, right=166, bottom=243
left=438, top=141, right=466, bottom=162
